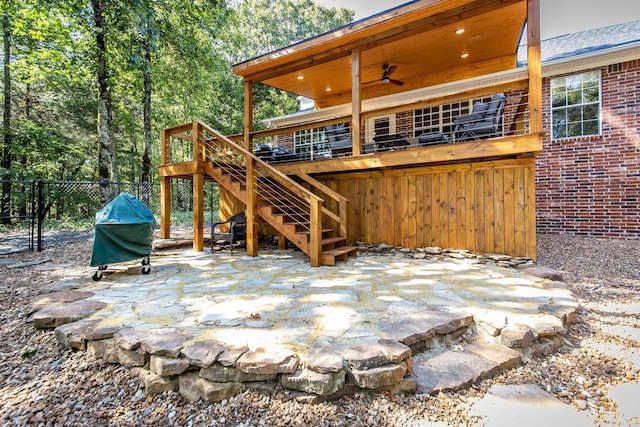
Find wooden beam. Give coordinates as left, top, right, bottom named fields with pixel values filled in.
left=275, top=134, right=543, bottom=176
left=527, top=0, right=542, bottom=133
left=160, top=176, right=171, bottom=239
left=244, top=81, right=254, bottom=150
left=158, top=161, right=202, bottom=177
left=193, top=172, right=204, bottom=251
left=244, top=80, right=258, bottom=257
left=352, top=47, right=362, bottom=156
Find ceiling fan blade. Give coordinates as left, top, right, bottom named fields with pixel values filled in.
left=386, top=65, right=397, bottom=76
left=362, top=79, right=381, bottom=86
left=389, top=79, right=405, bottom=86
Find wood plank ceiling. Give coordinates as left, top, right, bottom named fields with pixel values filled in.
left=232, top=0, right=528, bottom=108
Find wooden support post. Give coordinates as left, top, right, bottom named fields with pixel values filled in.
left=278, top=232, right=287, bottom=250
left=309, top=198, right=322, bottom=267
left=244, top=80, right=258, bottom=256
left=351, top=47, right=362, bottom=156
left=527, top=0, right=542, bottom=134
left=193, top=171, right=204, bottom=251
left=160, top=127, right=171, bottom=239
left=160, top=128, right=170, bottom=166
left=244, top=80, right=254, bottom=151
left=160, top=176, right=171, bottom=239
left=526, top=0, right=541, bottom=259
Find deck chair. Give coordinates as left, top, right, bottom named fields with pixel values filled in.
left=211, top=211, right=246, bottom=253
left=453, top=94, right=506, bottom=142
left=325, top=124, right=352, bottom=157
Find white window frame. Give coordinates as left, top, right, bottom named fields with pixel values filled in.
left=366, top=115, right=396, bottom=141
left=413, top=97, right=492, bottom=137
left=293, top=127, right=330, bottom=160
left=550, top=70, right=601, bottom=140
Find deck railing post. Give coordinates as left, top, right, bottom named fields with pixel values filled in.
left=309, top=198, right=322, bottom=267
left=245, top=157, right=258, bottom=256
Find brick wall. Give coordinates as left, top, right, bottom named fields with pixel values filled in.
left=396, top=111, right=413, bottom=139
left=536, top=59, right=640, bottom=239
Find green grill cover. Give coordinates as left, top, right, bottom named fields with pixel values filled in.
left=90, top=193, right=157, bottom=267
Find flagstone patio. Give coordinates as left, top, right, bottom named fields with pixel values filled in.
left=29, top=246, right=579, bottom=402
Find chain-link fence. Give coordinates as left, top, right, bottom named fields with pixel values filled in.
left=0, top=179, right=219, bottom=255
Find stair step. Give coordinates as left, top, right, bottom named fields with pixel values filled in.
left=322, top=236, right=346, bottom=246
left=322, top=245, right=358, bottom=266
left=297, top=228, right=333, bottom=235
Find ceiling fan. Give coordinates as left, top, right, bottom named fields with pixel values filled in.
left=363, top=64, right=405, bottom=86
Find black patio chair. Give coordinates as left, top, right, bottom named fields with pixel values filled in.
left=453, top=93, right=506, bottom=142
left=325, top=124, right=352, bottom=157
left=211, top=211, right=246, bottom=253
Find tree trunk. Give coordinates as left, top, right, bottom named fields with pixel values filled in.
left=92, top=0, right=114, bottom=204
left=1, top=12, right=12, bottom=225
left=140, top=18, right=153, bottom=206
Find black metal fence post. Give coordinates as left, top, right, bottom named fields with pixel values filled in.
left=29, top=180, right=35, bottom=251
left=37, top=180, right=44, bottom=252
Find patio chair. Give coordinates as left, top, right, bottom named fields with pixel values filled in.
left=211, top=211, right=246, bottom=253
left=453, top=93, right=506, bottom=142
left=325, top=124, right=352, bottom=157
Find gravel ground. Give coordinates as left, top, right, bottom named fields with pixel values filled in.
left=0, top=234, right=638, bottom=426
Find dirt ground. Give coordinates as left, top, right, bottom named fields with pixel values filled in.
left=0, top=234, right=638, bottom=426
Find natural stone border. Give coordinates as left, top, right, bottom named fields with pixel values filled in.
left=29, top=265, right=579, bottom=403
left=357, top=242, right=537, bottom=269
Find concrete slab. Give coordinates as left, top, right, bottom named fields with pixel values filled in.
left=471, top=384, right=593, bottom=426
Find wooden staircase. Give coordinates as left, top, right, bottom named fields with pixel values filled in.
left=200, top=126, right=357, bottom=267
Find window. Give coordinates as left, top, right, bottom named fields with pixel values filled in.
left=366, top=115, right=396, bottom=141
left=294, top=127, right=330, bottom=160
left=550, top=71, right=601, bottom=139
left=414, top=97, right=491, bottom=137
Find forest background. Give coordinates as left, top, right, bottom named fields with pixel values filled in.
left=0, top=0, right=353, bottom=219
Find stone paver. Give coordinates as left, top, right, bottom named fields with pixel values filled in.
left=31, top=248, right=581, bottom=402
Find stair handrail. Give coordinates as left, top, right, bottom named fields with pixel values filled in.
left=198, top=122, right=324, bottom=266
left=198, top=122, right=323, bottom=205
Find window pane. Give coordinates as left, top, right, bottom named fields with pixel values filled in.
left=584, top=86, right=599, bottom=103
left=566, top=75, right=581, bottom=91
left=583, top=120, right=599, bottom=135
left=553, top=124, right=566, bottom=139
left=567, top=122, right=582, bottom=137
left=583, top=104, right=598, bottom=120
left=552, top=91, right=566, bottom=108
left=550, top=77, right=566, bottom=90
left=567, top=89, right=582, bottom=105
left=552, top=109, right=567, bottom=125
left=567, top=106, right=582, bottom=123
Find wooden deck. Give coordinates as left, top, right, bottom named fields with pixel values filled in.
left=159, top=0, right=543, bottom=264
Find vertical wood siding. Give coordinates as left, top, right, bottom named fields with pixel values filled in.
left=316, top=158, right=536, bottom=259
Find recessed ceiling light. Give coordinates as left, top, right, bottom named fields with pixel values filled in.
left=461, top=53, right=469, bottom=58
left=455, top=28, right=465, bottom=34
left=297, top=75, right=304, bottom=80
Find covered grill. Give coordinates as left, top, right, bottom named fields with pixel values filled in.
left=90, top=193, right=156, bottom=281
